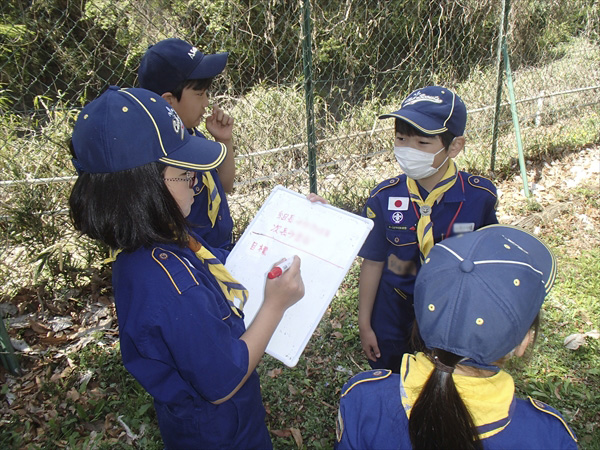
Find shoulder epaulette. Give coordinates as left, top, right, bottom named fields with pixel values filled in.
left=341, top=369, right=392, bottom=397
left=467, top=174, right=497, bottom=197
left=527, top=397, right=578, bottom=443
left=371, top=177, right=402, bottom=198
left=151, top=247, right=200, bottom=295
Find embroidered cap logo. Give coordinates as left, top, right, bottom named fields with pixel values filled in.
left=188, top=46, right=198, bottom=59
left=166, top=106, right=185, bottom=141
left=402, top=92, right=443, bottom=107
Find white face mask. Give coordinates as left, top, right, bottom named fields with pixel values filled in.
left=393, top=146, right=448, bottom=180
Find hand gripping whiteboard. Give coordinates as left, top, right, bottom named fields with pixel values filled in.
left=225, top=185, right=373, bottom=367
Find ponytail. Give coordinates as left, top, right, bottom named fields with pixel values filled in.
left=408, top=349, right=483, bottom=450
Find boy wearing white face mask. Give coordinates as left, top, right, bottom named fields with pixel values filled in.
left=358, top=86, right=498, bottom=373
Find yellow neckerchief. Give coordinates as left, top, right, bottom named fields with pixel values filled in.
left=189, top=128, right=222, bottom=227
left=399, top=352, right=515, bottom=440
left=406, top=161, right=458, bottom=262
left=103, top=248, right=123, bottom=264
left=202, top=171, right=221, bottom=226
left=188, top=235, right=247, bottom=317
left=103, top=239, right=246, bottom=317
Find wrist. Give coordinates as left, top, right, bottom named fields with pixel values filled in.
left=358, top=319, right=372, bottom=331
left=216, top=137, right=233, bottom=146
left=260, top=295, right=288, bottom=318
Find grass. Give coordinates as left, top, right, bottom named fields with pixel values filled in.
left=511, top=247, right=600, bottom=449
left=259, top=263, right=365, bottom=449
left=2, top=214, right=598, bottom=448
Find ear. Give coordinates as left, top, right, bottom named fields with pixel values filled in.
left=514, top=329, right=534, bottom=357
left=161, top=92, right=176, bottom=106
left=447, top=136, right=465, bottom=158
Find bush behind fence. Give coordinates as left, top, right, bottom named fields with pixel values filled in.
left=1, top=0, right=599, bottom=296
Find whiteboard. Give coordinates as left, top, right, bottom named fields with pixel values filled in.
left=225, top=185, right=373, bottom=367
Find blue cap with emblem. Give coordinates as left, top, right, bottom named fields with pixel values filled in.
left=138, top=38, right=228, bottom=95
left=71, top=86, right=226, bottom=174
left=414, top=224, right=556, bottom=365
left=379, top=86, right=467, bottom=137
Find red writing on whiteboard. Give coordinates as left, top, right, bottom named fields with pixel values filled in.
left=270, top=225, right=311, bottom=246
left=275, top=210, right=331, bottom=238
left=250, top=241, right=269, bottom=255
left=277, top=211, right=295, bottom=223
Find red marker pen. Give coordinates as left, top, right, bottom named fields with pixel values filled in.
left=267, top=257, right=294, bottom=279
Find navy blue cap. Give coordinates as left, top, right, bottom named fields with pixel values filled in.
left=138, top=38, right=228, bottom=95
left=379, top=86, right=467, bottom=137
left=414, top=225, right=556, bottom=365
left=71, top=86, right=227, bottom=174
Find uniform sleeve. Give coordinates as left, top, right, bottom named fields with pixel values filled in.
left=335, top=380, right=365, bottom=449
left=526, top=398, right=578, bottom=449
left=483, top=181, right=499, bottom=226
left=154, top=283, right=249, bottom=402
left=335, top=370, right=404, bottom=449
left=483, top=197, right=498, bottom=225
left=117, top=249, right=249, bottom=404
left=358, top=195, right=388, bottom=261
left=335, top=403, right=355, bottom=449
left=468, top=175, right=499, bottom=227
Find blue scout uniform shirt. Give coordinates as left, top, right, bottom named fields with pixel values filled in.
left=359, top=172, right=498, bottom=369
left=111, top=233, right=271, bottom=449
left=188, top=129, right=234, bottom=250
left=359, top=171, right=498, bottom=296
left=335, top=356, right=578, bottom=449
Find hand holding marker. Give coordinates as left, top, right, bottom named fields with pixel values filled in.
left=268, top=258, right=294, bottom=279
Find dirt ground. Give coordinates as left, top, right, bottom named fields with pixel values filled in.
left=495, top=145, right=600, bottom=252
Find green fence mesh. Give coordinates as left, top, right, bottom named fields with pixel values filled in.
left=1, top=0, right=599, bottom=297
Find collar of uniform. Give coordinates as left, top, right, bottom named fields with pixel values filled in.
left=188, top=128, right=208, bottom=139
left=399, top=352, right=516, bottom=439
left=413, top=171, right=465, bottom=204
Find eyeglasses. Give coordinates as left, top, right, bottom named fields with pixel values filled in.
left=164, top=170, right=197, bottom=189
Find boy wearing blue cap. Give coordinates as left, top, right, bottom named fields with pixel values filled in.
left=358, top=86, right=498, bottom=372
left=138, top=38, right=236, bottom=250
left=337, top=225, right=577, bottom=449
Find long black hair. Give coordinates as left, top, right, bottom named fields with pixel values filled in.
left=408, top=316, right=541, bottom=449
left=408, top=349, right=483, bottom=450
left=69, top=160, right=189, bottom=252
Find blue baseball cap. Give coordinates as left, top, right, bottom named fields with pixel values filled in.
left=379, top=86, right=467, bottom=137
left=138, top=38, right=228, bottom=95
left=71, top=86, right=227, bottom=174
left=414, top=225, right=557, bottom=365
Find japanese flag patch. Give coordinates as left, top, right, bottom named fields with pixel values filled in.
left=388, top=197, right=409, bottom=211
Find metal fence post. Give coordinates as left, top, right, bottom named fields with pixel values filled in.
left=491, top=0, right=510, bottom=173
left=503, top=42, right=531, bottom=198
left=301, top=0, right=318, bottom=194
left=0, top=316, right=21, bottom=376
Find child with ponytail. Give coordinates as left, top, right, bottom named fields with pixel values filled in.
left=336, top=225, right=577, bottom=449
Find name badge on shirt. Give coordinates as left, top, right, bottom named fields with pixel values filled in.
left=453, top=222, right=475, bottom=234
left=388, top=197, right=409, bottom=211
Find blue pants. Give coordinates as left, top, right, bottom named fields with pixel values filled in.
left=369, top=281, right=416, bottom=373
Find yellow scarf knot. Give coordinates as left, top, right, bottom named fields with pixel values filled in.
left=188, top=236, right=247, bottom=317
left=407, top=161, right=458, bottom=261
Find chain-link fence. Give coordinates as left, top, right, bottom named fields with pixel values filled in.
left=1, top=0, right=599, bottom=297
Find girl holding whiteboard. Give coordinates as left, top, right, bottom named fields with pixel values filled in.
left=69, top=86, right=305, bottom=449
